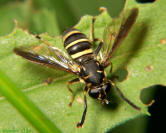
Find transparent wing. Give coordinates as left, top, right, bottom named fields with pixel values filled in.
left=101, top=8, right=138, bottom=66
left=100, top=16, right=122, bottom=61
left=14, top=44, right=79, bottom=75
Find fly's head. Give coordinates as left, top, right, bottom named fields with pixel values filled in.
left=88, top=82, right=111, bottom=104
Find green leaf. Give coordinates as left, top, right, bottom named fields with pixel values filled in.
left=0, top=70, right=61, bottom=133
left=0, top=1, right=166, bottom=133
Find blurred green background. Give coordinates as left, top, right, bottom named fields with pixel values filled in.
left=0, top=0, right=125, bottom=36
left=0, top=0, right=164, bottom=133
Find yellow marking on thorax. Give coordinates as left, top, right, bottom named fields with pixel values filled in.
left=84, top=75, right=91, bottom=80
left=71, top=49, right=93, bottom=59
left=98, top=93, right=101, bottom=99
left=87, top=83, right=92, bottom=88
left=63, top=30, right=81, bottom=43
left=104, top=71, right=107, bottom=76
left=96, top=61, right=100, bottom=66
left=97, top=70, right=103, bottom=73
left=103, top=70, right=107, bottom=82
left=79, top=78, right=85, bottom=83
left=82, top=66, right=86, bottom=71
left=65, top=38, right=89, bottom=49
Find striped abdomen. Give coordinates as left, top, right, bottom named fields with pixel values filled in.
left=62, top=28, right=94, bottom=64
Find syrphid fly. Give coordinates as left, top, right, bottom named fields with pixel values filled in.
left=14, top=8, right=140, bottom=128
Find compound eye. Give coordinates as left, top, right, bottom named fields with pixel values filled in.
left=88, top=89, right=100, bottom=99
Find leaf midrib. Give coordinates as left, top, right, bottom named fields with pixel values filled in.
left=0, top=74, right=72, bottom=102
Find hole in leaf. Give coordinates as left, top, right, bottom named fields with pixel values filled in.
left=111, top=68, right=128, bottom=82
left=140, top=85, right=156, bottom=105
left=140, top=85, right=166, bottom=132
left=136, top=0, right=155, bottom=3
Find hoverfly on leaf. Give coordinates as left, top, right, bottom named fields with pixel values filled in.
left=14, top=8, right=140, bottom=128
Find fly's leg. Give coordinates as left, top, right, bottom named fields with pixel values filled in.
left=76, top=86, right=88, bottom=128
left=110, top=80, right=141, bottom=111
left=90, top=17, right=96, bottom=42
left=89, top=6, right=107, bottom=42
left=67, top=78, right=80, bottom=107
left=89, top=16, right=104, bottom=57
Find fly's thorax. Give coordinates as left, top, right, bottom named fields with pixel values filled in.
left=79, top=60, right=105, bottom=86
left=62, top=28, right=94, bottom=64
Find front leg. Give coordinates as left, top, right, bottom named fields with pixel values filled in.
left=66, top=78, right=80, bottom=106
left=109, top=80, right=141, bottom=111
left=90, top=17, right=96, bottom=42
left=89, top=16, right=104, bottom=58
left=76, top=86, right=88, bottom=128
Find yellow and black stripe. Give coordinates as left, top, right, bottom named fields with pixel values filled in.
left=62, top=28, right=94, bottom=63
